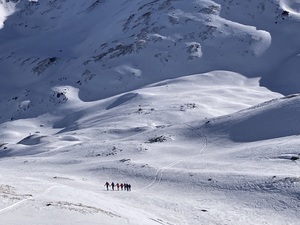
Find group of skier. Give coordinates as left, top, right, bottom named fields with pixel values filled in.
left=104, top=182, right=131, bottom=191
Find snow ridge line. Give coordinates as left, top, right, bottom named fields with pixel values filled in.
left=137, top=121, right=208, bottom=191
left=0, top=185, right=63, bottom=215
left=0, top=198, right=29, bottom=214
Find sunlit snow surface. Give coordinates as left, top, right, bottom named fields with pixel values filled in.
left=0, top=0, right=300, bottom=224
left=0, top=0, right=16, bottom=29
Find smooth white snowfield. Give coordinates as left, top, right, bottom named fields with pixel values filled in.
left=0, top=0, right=300, bottom=224
left=1, top=71, right=300, bottom=225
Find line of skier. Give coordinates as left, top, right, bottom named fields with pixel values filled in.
left=104, top=182, right=131, bottom=191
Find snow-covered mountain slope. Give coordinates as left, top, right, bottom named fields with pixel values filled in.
left=1, top=0, right=300, bottom=224
left=0, top=71, right=281, bottom=155
left=0, top=0, right=300, bottom=120
left=205, top=93, right=300, bottom=142
left=1, top=71, right=299, bottom=225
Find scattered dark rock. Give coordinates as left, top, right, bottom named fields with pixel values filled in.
left=120, top=158, right=131, bottom=163
left=49, top=57, right=57, bottom=63
left=50, top=91, right=68, bottom=104
left=199, top=5, right=220, bottom=15
left=56, top=92, right=63, bottom=98
left=0, top=143, right=7, bottom=148
left=32, top=57, right=58, bottom=75
left=282, top=10, right=289, bottom=17
left=96, top=146, right=122, bottom=157
left=148, top=135, right=167, bottom=143
left=180, top=103, right=197, bottom=111
left=85, top=0, right=105, bottom=12
left=291, top=156, right=299, bottom=161
left=93, top=43, right=135, bottom=62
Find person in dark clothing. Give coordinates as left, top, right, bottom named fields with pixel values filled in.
left=104, top=181, right=110, bottom=191
left=116, top=183, right=120, bottom=191
left=120, top=183, right=124, bottom=191
left=128, top=184, right=131, bottom=191
left=111, top=182, right=115, bottom=191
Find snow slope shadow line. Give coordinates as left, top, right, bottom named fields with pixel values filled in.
left=136, top=121, right=209, bottom=192
left=266, top=154, right=300, bottom=169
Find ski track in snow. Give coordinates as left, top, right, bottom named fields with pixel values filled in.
left=137, top=121, right=208, bottom=191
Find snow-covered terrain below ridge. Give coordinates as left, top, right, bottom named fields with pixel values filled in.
left=0, top=0, right=300, bottom=224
